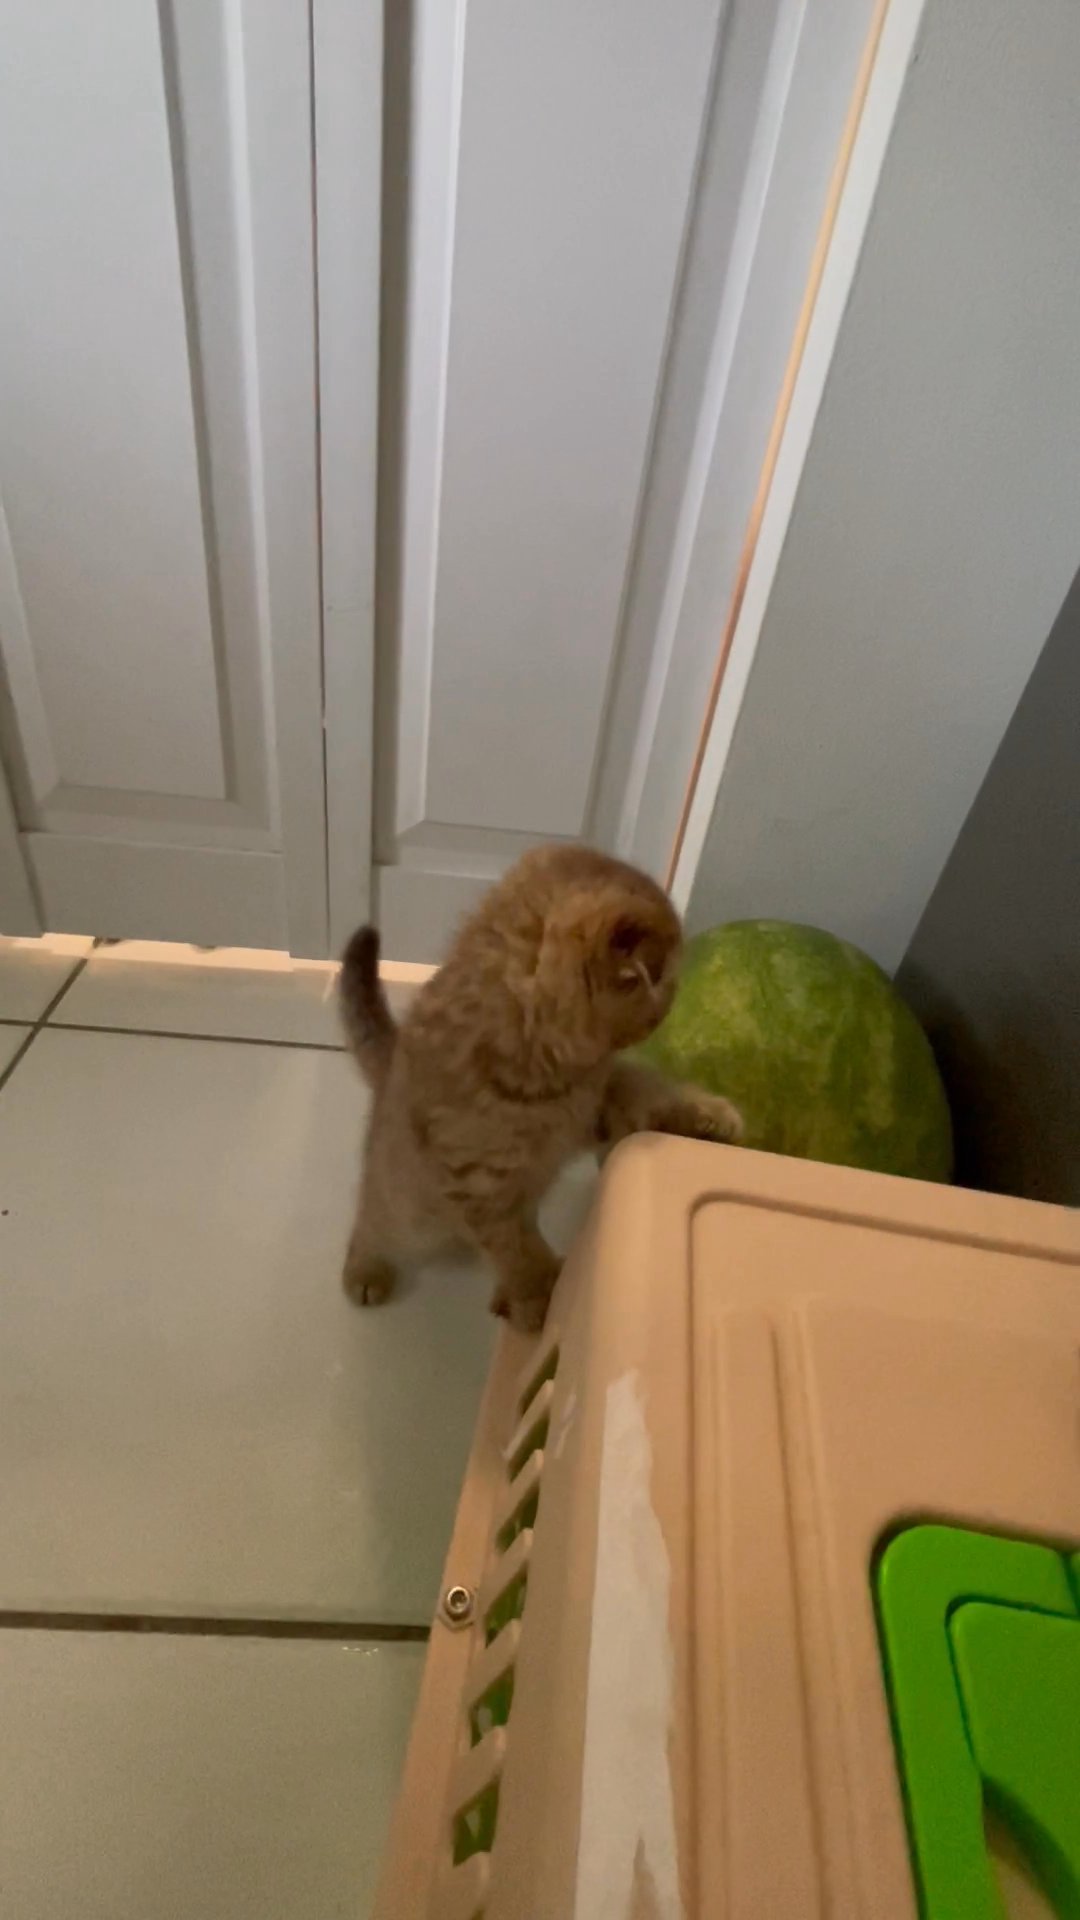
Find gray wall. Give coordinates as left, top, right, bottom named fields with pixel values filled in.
left=897, top=568, right=1080, bottom=1205
left=686, top=0, right=1080, bottom=972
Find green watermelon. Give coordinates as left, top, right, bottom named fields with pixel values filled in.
left=637, top=920, right=953, bottom=1182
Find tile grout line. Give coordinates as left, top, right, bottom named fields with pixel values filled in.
left=0, top=954, right=93, bottom=1097
left=2, top=949, right=428, bottom=1053
left=35, top=952, right=94, bottom=1022
left=45, top=1021, right=347, bottom=1053
left=0, top=1609, right=429, bottom=1642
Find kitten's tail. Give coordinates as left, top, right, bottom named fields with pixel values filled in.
left=339, top=926, right=397, bottom=1089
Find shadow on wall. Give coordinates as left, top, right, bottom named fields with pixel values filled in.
left=896, top=561, right=1080, bottom=1209
left=902, top=962, right=1079, bottom=1207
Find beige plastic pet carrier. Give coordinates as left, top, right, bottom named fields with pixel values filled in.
left=373, top=1135, right=1080, bottom=1920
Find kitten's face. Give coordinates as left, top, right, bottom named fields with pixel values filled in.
left=536, top=871, right=683, bottom=1054
left=591, top=900, right=682, bottom=1049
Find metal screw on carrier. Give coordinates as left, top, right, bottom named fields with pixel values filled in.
left=441, top=1582, right=475, bottom=1629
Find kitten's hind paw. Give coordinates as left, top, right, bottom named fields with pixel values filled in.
left=508, top=1294, right=551, bottom=1335
left=342, top=1256, right=396, bottom=1306
left=491, top=1287, right=552, bottom=1334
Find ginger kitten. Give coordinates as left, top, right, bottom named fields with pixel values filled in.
left=338, top=844, right=741, bottom=1331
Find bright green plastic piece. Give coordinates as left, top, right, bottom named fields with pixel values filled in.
left=875, top=1524, right=1078, bottom=1919
left=951, top=1605, right=1080, bottom=1919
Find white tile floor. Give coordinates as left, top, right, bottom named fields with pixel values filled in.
left=0, top=937, right=499, bottom=1919
left=0, top=934, right=93, bottom=1022
left=0, top=1633, right=423, bottom=1920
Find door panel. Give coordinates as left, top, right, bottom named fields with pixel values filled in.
left=374, top=0, right=726, bottom=956
left=0, top=0, right=332, bottom=952
left=420, top=0, right=722, bottom=843
left=1, top=0, right=229, bottom=811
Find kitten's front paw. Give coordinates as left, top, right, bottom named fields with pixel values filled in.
left=342, top=1257, right=396, bottom=1306
left=696, top=1094, right=744, bottom=1145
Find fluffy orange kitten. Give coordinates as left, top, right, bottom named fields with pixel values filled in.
left=339, top=844, right=741, bottom=1330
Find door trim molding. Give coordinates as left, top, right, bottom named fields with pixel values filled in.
left=238, top=0, right=331, bottom=956
left=599, top=0, right=893, bottom=895
left=670, top=0, right=928, bottom=911
left=666, top=0, right=893, bottom=890
left=0, top=759, right=39, bottom=936
left=312, top=0, right=383, bottom=957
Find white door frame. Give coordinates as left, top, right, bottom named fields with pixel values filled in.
left=607, top=0, right=892, bottom=893
left=312, top=0, right=382, bottom=958
left=0, top=759, right=39, bottom=935
left=670, top=0, right=912, bottom=910
left=240, top=0, right=332, bottom=957
left=675, top=0, right=1080, bottom=972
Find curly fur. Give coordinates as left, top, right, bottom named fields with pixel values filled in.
left=339, top=844, right=742, bottom=1330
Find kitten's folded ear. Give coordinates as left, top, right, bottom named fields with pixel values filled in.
left=608, top=913, right=649, bottom=956
left=601, top=899, right=681, bottom=992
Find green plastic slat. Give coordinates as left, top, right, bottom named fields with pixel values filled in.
left=875, top=1524, right=1077, bottom=1920
left=951, top=1605, right=1080, bottom=1920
